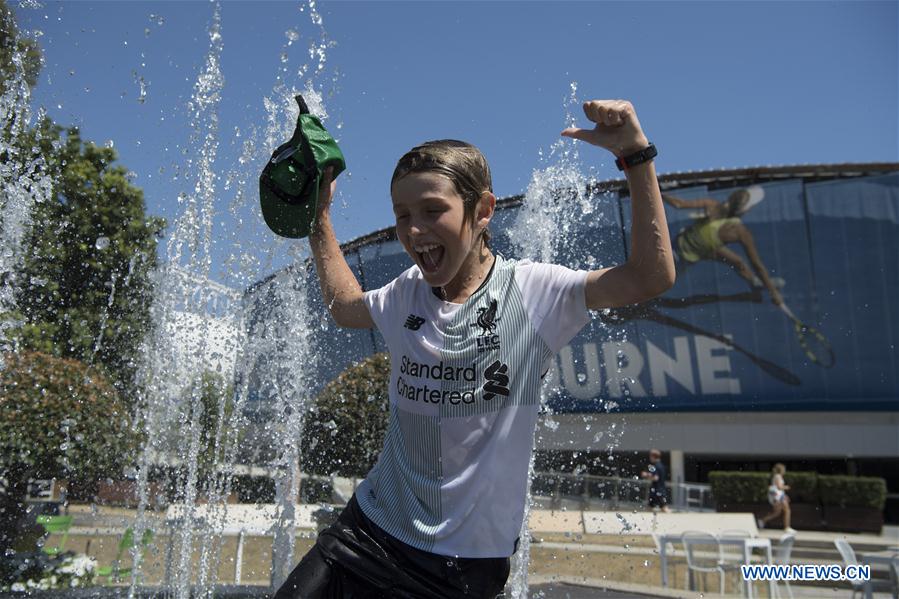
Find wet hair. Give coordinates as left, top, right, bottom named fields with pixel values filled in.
left=772, top=463, right=786, bottom=475
left=391, top=140, right=493, bottom=248
left=724, top=189, right=751, bottom=217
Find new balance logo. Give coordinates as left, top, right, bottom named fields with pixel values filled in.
left=404, top=314, right=426, bottom=330
left=483, top=360, right=510, bottom=401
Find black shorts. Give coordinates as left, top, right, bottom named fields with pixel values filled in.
left=648, top=488, right=668, bottom=508
left=274, top=494, right=511, bottom=599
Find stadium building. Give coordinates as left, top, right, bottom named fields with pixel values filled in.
left=242, top=163, right=899, bottom=520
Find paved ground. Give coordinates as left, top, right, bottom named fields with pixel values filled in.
left=529, top=583, right=662, bottom=598
left=21, top=584, right=666, bottom=598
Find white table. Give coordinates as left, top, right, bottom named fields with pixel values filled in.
left=860, top=550, right=899, bottom=599
left=658, top=534, right=774, bottom=599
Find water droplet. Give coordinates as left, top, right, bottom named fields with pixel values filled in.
left=95, top=236, right=110, bottom=250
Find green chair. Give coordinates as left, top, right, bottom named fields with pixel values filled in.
left=96, top=528, right=154, bottom=584
left=36, top=514, right=73, bottom=556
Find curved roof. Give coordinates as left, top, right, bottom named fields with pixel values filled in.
left=337, top=162, right=899, bottom=254
left=245, top=161, right=898, bottom=296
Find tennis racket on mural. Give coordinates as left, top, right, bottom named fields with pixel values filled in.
left=600, top=304, right=802, bottom=386
left=778, top=304, right=835, bottom=368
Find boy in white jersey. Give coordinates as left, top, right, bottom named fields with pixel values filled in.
left=275, top=100, right=675, bottom=598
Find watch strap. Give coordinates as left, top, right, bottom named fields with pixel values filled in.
left=615, top=143, right=657, bottom=171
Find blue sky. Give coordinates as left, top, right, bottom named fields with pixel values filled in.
left=13, top=1, right=898, bottom=289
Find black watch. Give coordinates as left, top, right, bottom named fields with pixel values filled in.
left=615, top=143, right=657, bottom=171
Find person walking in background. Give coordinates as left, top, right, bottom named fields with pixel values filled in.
left=641, top=449, right=670, bottom=513
left=758, top=463, right=796, bottom=533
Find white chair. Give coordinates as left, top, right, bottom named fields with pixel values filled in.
left=834, top=539, right=894, bottom=599
left=718, top=529, right=751, bottom=596
left=889, top=558, right=899, bottom=599
left=682, top=531, right=726, bottom=595
left=772, top=532, right=796, bottom=599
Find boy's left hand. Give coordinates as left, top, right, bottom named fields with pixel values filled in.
left=562, top=99, right=650, bottom=157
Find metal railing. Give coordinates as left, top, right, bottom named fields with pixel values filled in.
left=229, top=470, right=715, bottom=512
left=530, top=471, right=714, bottom=511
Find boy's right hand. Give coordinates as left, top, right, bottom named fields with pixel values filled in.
left=307, top=165, right=374, bottom=330
left=316, top=167, right=337, bottom=217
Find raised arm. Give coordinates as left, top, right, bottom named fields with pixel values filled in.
left=309, top=168, right=374, bottom=329
left=562, top=100, right=676, bottom=309
left=736, top=227, right=784, bottom=306
left=661, top=193, right=719, bottom=211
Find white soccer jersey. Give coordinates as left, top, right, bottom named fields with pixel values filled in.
left=359, top=254, right=590, bottom=558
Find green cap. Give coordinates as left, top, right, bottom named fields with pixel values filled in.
left=259, top=95, right=346, bottom=239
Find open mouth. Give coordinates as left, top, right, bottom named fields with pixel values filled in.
left=415, top=243, right=445, bottom=274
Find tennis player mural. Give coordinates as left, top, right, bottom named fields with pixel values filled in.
left=661, top=186, right=833, bottom=369
left=540, top=173, right=899, bottom=414
left=664, top=186, right=784, bottom=304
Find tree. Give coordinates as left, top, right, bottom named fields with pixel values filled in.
left=11, top=119, right=165, bottom=401
left=0, top=351, right=136, bottom=556
left=0, top=0, right=42, bottom=95
left=301, top=353, right=390, bottom=477
left=1, top=1, right=164, bottom=403
left=170, top=370, right=237, bottom=489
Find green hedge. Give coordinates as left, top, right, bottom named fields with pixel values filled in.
left=232, top=475, right=276, bottom=504
left=709, top=472, right=769, bottom=504
left=784, top=471, right=818, bottom=504
left=819, top=476, right=886, bottom=510
left=710, top=471, right=886, bottom=510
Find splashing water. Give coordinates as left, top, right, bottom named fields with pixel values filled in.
left=505, top=82, right=625, bottom=598
left=237, top=3, right=338, bottom=586
left=2, top=4, right=636, bottom=596
left=0, top=28, right=53, bottom=369
left=124, top=1, right=341, bottom=595
left=130, top=4, right=229, bottom=597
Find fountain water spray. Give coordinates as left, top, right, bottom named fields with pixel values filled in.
left=130, top=3, right=231, bottom=597
left=127, top=1, right=341, bottom=594
left=0, top=21, right=53, bottom=369
left=506, top=82, right=623, bottom=598
left=243, top=5, right=337, bottom=588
